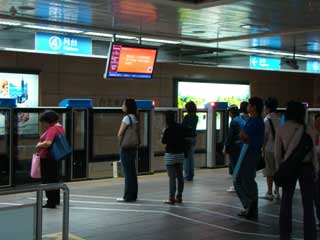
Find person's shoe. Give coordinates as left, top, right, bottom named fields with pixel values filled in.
left=116, top=198, right=126, bottom=202
left=42, top=203, right=56, bottom=209
left=226, top=186, right=235, bottom=193
left=238, top=209, right=249, bottom=217
left=175, top=198, right=183, bottom=204
left=263, top=192, right=274, bottom=201
left=163, top=199, right=175, bottom=205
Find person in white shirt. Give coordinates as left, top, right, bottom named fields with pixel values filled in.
left=263, top=97, right=281, bottom=201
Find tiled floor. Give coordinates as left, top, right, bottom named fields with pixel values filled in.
left=0, top=168, right=316, bottom=240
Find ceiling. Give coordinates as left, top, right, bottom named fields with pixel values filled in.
left=0, top=0, right=320, bottom=60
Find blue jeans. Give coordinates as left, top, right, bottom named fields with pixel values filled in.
left=166, top=163, right=184, bottom=200
left=234, top=148, right=258, bottom=210
left=280, top=163, right=316, bottom=240
left=120, top=148, right=138, bottom=201
left=184, top=138, right=196, bottom=180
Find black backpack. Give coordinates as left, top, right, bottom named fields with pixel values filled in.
left=274, top=129, right=313, bottom=187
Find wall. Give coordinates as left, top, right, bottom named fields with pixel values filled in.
left=0, top=50, right=315, bottom=107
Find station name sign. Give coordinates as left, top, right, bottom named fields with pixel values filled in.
left=249, top=56, right=281, bottom=70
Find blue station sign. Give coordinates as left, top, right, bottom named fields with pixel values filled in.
left=35, top=32, right=92, bottom=55
left=306, top=60, right=320, bottom=73
left=249, top=56, right=281, bottom=70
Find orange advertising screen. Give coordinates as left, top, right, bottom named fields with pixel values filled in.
left=105, top=44, right=157, bottom=79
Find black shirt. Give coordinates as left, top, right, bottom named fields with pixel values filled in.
left=162, top=123, right=186, bottom=153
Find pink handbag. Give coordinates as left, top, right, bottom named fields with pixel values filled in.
left=30, top=153, right=41, bottom=179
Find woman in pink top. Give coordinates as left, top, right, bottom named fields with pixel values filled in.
left=36, top=110, right=65, bottom=209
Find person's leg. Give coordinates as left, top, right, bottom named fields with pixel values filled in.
left=128, top=149, right=138, bottom=200
left=176, top=163, right=184, bottom=201
left=120, top=149, right=130, bottom=200
left=166, top=164, right=176, bottom=201
left=43, top=158, right=59, bottom=207
left=279, top=182, right=296, bottom=240
left=184, top=139, right=195, bottom=180
left=299, top=164, right=317, bottom=240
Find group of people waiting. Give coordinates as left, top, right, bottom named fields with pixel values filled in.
left=224, top=97, right=320, bottom=240
left=116, top=99, right=198, bottom=204
left=36, top=97, right=320, bottom=240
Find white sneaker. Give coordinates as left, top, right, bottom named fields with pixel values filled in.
left=116, top=198, right=125, bottom=202
left=274, top=192, right=280, bottom=200
left=226, top=186, right=235, bottom=193
left=264, top=192, right=274, bottom=201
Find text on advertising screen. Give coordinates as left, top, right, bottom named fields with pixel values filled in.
left=105, top=44, right=157, bottom=79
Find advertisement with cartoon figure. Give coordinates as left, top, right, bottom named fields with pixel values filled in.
left=0, top=73, right=39, bottom=134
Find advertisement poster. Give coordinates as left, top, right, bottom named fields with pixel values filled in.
left=178, top=82, right=250, bottom=130
left=0, top=73, right=39, bottom=134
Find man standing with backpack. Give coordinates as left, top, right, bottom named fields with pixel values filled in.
left=263, top=97, right=281, bottom=201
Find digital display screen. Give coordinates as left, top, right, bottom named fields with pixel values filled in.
left=178, top=81, right=250, bottom=130
left=105, top=43, right=157, bottom=79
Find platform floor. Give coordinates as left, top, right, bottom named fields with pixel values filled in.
left=0, top=168, right=317, bottom=240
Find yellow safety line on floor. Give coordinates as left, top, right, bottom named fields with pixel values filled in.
left=42, top=232, right=85, bottom=240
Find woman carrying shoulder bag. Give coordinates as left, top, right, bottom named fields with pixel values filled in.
left=36, top=110, right=65, bottom=209
left=117, top=98, right=140, bottom=202
left=274, top=101, right=318, bottom=240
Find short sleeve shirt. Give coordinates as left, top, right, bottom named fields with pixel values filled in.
left=122, top=114, right=138, bottom=125
left=243, top=117, right=265, bottom=152
left=264, top=112, right=281, bottom=153
left=39, top=124, right=65, bottom=159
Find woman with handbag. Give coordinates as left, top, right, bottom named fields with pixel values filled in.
left=36, top=110, right=65, bottom=209
left=274, top=101, right=318, bottom=240
left=117, top=99, right=140, bottom=202
left=182, top=101, right=198, bottom=181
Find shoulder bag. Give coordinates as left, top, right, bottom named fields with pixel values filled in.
left=120, top=115, right=140, bottom=149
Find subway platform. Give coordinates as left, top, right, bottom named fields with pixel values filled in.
left=0, top=169, right=311, bottom=240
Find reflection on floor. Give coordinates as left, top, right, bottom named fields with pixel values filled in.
left=0, top=169, right=314, bottom=240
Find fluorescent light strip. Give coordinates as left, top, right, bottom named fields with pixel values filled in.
left=116, top=35, right=137, bottom=40
left=84, top=32, right=113, bottom=37
left=141, top=38, right=180, bottom=44
left=240, top=48, right=320, bottom=60
left=0, top=21, right=21, bottom=26
left=24, top=25, right=83, bottom=34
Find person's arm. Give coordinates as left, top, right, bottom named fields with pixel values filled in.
left=264, top=120, right=270, bottom=150
left=117, top=122, right=128, bottom=140
left=225, top=121, right=236, bottom=153
left=161, top=128, right=168, bottom=144
left=240, top=130, right=250, bottom=143
left=36, top=127, right=56, bottom=149
left=36, top=140, right=52, bottom=149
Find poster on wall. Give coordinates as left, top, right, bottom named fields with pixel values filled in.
left=0, top=72, right=39, bottom=135
left=178, top=81, right=250, bottom=130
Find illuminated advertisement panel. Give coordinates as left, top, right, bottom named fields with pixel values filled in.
left=0, top=72, right=39, bottom=134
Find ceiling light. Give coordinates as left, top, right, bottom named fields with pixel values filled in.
left=240, top=24, right=252, bottom=29
left=116, top=35, right=137, bottom=40
left=141, top=38, right=180, bottom=44
left=0, top=20, right=21, bottom=26
left=84, top=32, right=113, bottom=37
left=24, top=25, right=83, bottom=34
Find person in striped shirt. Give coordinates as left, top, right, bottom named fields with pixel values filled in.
left=162, top=111, right=186, bottom=204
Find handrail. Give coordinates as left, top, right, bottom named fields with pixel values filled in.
left=0, top=183, right=70, bottom=240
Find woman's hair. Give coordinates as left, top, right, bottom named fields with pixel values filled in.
left=165, top=111, right=176, bottom=126
left=228, top=104, right=240, bottom=117
left=264, top=97, right=278, bottom=112
left=240, top=101, right=248, bottom=114
left=124, top=98, right=137, bottom=116
left=185, top=101, right=197, bottom=114
left=248, top=97, right=264, bottom=115
left=39, top=110, right=59, bottom=124
left=285, top=101, right=306, bottom=125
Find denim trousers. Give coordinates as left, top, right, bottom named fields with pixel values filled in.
left=120, top=148, right=138, bottom=201
left=166, top=163, right=184, bottom=200
left=234, top=149, right=258, bottom=210
left=279, top=163, right=317, bottom=240
left=184, top=138, right=196, bottom=180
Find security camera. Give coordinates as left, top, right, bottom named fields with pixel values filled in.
left=9, top=6, right=17, bottom=16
